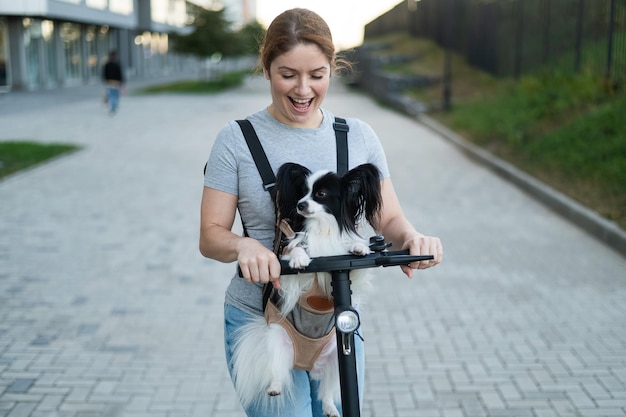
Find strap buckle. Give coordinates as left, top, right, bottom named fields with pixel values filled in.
left=333, top=122, right=349, bottom=132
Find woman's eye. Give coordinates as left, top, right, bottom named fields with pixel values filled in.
left=311, top=75, right=323, bottom=80
left=282, top=74, right=294, bottom=79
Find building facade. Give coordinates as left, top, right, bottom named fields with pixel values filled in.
left=0, top=0, right=196, bottom=92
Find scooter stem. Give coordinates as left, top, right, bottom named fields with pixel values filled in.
left=331, top=269, right=361, bottom=417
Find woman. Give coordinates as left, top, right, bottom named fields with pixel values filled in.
left=200, top=8, right=443, bottom=416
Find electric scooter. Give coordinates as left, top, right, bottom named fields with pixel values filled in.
left=277, top=235, right=434, bottom=417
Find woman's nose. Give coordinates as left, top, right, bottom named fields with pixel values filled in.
left=295, top=77, right=310, bottom=94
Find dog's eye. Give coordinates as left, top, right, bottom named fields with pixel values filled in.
left=315, top=189, right=327, bottom=199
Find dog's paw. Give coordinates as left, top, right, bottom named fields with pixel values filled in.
left=349, top=242, right=371, bottom=256
left=323, top=402, right=340, bottom=417
left=267, top=379, right=282, bottom=396
left=288, top=246, right=311, bottom=269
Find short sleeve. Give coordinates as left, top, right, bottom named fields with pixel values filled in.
left=204, top=121, right=240, bottom=195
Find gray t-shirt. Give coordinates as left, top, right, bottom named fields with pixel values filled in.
left=204, top=107, right=390, bottom=316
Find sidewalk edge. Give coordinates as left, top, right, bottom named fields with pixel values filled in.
left=418, top=114, right=626, bottom=258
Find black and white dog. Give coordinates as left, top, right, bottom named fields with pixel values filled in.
left=232, top=162, right=382, bottom=417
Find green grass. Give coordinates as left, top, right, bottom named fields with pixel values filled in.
left=449, top=84, right=625, bottom=225
left=369, top=33, right=626, bottom=229
left=443, top=71, right=625, bottom=227
left=137, top=69, right=251, bottom=94
left=0, top=141, right=80, bottom=179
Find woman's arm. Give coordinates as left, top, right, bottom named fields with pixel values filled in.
left=376, top=178, right=443, bottom=278
left=199, top=187, right=281, bottom=287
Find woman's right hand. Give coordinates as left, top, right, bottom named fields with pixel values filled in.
left=236, top=237, right=282, bottom=289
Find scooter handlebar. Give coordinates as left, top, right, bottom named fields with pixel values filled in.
left=238, top=250, right=434, bottom=277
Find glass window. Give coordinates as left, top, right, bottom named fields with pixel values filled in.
left=98, top=26, right=110, bottom=70
left=42, top=20, right=58, bottom=88
left=85, top=25, right=99, bottom=79
left=171, top=0, right=186, bottom=26
left=23, top=18, right=42, bottom=89
left=158, top=33, right=169, bottom=55
left=110, top=0, right=133, bottom=15
left=151, top=0, right=186, bottom=26
left=0, top=19, right=9, bottom=89
left=152, top=0, right=167, bottom=24
left=60, top=22, right=81, bottom=82
left=86, top=0, right=107, bottom=9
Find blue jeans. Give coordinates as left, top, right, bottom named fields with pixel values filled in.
left=106, top=86, right=120, bottom=112
left=224, top=303, right=365, bottom=417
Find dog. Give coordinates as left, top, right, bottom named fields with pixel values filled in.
left=231, top=162, right=382, bottom=417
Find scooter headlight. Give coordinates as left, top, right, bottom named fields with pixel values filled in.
left=335, top=308, right=360, bottom=334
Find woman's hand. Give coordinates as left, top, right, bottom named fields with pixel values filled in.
left=400, top=235, right=443, bottom=278
left=236, top=237, right=282, bottom=289
left=376, top=179, right=443, bottom=279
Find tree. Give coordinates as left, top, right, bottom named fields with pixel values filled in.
left=172, top=6, right=266, bottom=58
left=172, top=7, right=235, bottom=58
left=233, top=20, right=266, bottom=56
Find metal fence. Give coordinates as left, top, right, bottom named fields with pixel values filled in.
left=364, top=0, right=626, bottom=84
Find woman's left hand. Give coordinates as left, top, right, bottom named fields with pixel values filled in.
left=400, top=235, right=443, bottom=278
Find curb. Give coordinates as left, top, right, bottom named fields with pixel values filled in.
left=417, top=114, right=626, bottom=258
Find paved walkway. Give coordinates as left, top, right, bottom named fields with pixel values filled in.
left=0, top=76, right=625, bottom=417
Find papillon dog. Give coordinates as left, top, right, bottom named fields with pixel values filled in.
left=231, top=162, right=382, bottom=417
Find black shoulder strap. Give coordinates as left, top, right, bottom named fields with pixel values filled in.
left=236, top=119, right=276, bottom=196
left=236, top=117, right=350, bottom=192
left=333, top=117, right=349, bottom=176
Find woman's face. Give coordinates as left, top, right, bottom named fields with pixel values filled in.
left=265, top=43, right=331, bottom=128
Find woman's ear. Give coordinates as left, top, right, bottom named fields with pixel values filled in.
left=263, top=67, right=270, bottom=80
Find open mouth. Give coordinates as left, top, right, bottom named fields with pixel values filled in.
left=290, top=97, right=313, bottom=112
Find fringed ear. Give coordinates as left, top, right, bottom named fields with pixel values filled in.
left=274, top=162, right=311, bottom=224
left=341, top=163, right=382, bottom=230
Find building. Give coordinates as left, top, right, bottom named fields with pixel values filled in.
left=0, top=0, right=197, bottom=92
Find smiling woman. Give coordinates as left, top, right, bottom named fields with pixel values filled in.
left=199, top=7, right=442, bottom=417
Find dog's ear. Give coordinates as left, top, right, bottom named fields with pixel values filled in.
left=275, top=163, right=311, bottom=222
left=342, top=163, right=382, bottom=228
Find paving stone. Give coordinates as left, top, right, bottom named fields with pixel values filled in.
left=5, top=403, right=37, bottom=417
left=4, top=380, right=34, bottom=394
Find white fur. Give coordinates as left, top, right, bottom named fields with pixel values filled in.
left=232, top=317, right=296, bottom=411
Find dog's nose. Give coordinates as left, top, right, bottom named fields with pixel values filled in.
left=297, top=201, right=308, bottom=212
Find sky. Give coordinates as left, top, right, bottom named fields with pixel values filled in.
left=255, top=0, right=404, bottom=49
